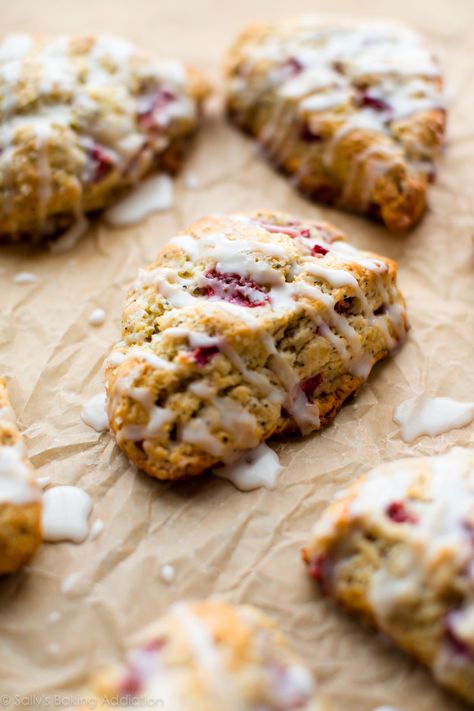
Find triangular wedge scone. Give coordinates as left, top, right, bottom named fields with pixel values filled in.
left=0, top=377, right=41, bottom=573
left=0, top=33, right=210, bottom=242
left=84, top=601, right=330, bottom=710
left=303, top=448, right=474, bottom=704
left=106, top=210, right=408, bottom=481
left=225, top=18, right=446, bottom=232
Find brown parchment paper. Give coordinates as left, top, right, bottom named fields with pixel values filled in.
left=1, top=0, right=474, bottom=709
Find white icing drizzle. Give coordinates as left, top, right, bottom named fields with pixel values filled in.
left=172, top=603, right=235, bottom=702
left=49, top=217, right=89, bottom=254
left=0, top=441, right=40, bottom=505
left=105, top=174, right=174, bottom=227
left=81, top=392, right=109, bottom=432
left=393, top=395, right=474, bottom=443
left=88, top=307, right=106, bottom=327
left=215, top=443, right=282, bottom=491
left=42, top=485, right=92, bottom=543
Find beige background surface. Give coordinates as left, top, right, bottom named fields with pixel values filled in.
left=1, top=0, right=474, bottom=709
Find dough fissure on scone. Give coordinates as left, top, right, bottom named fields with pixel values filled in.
left=84, top=600, right=329, bottom=710
left=0, top=377, right=42, bottom=574
left=225, top=18, right=446, bottom=232
left=303, top=447, right=474, bottom=704
left=0, top=33, right=210, bottom=242
left=106, top=210, right=408, bottom=481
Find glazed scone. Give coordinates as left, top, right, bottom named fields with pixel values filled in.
left=105, top=209, right=408, bottom=481
left=0, top=33, right=210, bottom=242
left=0, top=377, right=41, bottom=573
left=86, top=601, right=329, bottom=710
left=302, top=448, right=474, bottom=704
left=225, top=18, right=446, bottom=232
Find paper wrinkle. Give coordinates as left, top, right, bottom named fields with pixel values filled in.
left=0, top=7, right=473, bottom=711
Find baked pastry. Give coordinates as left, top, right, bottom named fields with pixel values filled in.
left=105, top=209, right=408, bottom=481
left=85, top=600, right=329, bottom=710
left=0, top=33, right=209, bottom=242
left=225, top=18, right=446, bottom=232
left=0, top=377, right=42, bottom=574
left=302, top=448, right=474, bottom=704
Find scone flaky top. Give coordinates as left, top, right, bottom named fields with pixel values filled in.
left=106, top=210, right=408, bottom=480
left=89, top=601, right=327, bottom=710
left=0, top=33, right=209, bottom=239
left=304, top=448, right=474, bottom=703
left=226, top=18, right=446, bottom=231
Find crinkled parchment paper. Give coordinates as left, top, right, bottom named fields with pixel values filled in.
left=1, top=0, right=473, bottom=709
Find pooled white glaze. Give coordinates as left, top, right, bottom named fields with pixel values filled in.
left=88, top=307, right=106, bottom=327
left=393, top=394, right=474, bottom=443
left=13, top=271, right=38, bottom=284
left=81, top=392, right=109, bottom=432
left=42, top=485, right=92, bottom=543
left=105, top=174, right=174, bottom=226
left=215, top=443, right=282, bottom=491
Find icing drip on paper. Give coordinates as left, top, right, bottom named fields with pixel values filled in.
left=215, top=443, right=282, bottom=491
left=42, top=485, right=92, bottom=543
left=393, top=395, right=474, bottom=443
left=104, top=174, right=174, bottom=226
left=81, top=392, right=109, bottom=432
left=161, top=564, right=175, bottom=583
left=13, top=272, right=38, bottom=284
left=88, top=307, right=106, bottom=327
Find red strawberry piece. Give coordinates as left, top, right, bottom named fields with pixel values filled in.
left=358, top=92, right=391, bottom=112
left=385, top=501, right=418, bottom=524
left=299, top=121, right=323, bottom=142
left=307, top=553, right=333, bottom=595
left=89, top=144, right=115, bottom=182
left=281, top=57, right=304, bottom=80
left=192, top=345, right=220, bottom=366
left=204, top=269, right=269, bottom=308
left=444, top=613, right=474, bottom=659
left=311, top=244, right=329, bottom=257
left=138, top=88, right=176, bottom=128
left=301, top=374, right=323, bottom=396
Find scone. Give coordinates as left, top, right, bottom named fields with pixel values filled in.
left=302, top=448, right=474, bottom=704
left=0, top=33, right=210, bottom=242
left=105, top=209, right=408, bottom=481
left=225, top=18, right=446, bottom=232
left=0, top=377, right=42, bottom=574
left=85, top=600, right=329, bottom=710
